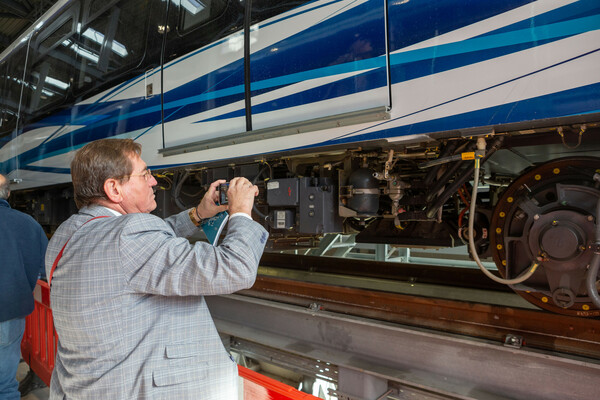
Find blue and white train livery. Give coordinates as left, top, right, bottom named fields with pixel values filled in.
left=0, top=0, right=599, bottom=316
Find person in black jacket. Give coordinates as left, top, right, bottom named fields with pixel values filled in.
left=0, top=173, right=48, bottom=400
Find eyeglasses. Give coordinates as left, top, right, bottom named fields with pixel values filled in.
left=125, top=168, right=153, bottom=181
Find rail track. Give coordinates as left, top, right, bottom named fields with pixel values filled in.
left=244, top=254, right=600, bottom=360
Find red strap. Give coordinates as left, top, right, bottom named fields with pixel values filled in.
left=48, top=216, right=109, bottom=286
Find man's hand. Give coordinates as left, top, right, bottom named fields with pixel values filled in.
left=226, top=177, right=259, bottom=216
left=196, top=179, right=228, bottom=219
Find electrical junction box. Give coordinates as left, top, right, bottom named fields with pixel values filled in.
left=266, top=178, right=299, bottom=206
left=298, top=177, right=343, bottom=234
left=270, top=209, right=295, bottom=230
left=267, top=177, right=343, bottom=234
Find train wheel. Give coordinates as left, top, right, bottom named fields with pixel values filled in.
left=490, top=157, right=600, bottom=317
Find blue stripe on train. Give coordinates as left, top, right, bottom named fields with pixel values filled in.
left=20, top=1, right=596, bottom=138
left=387, top=0, right=533, bottom=51
left=102, top=0, right=594, bottom=112
left=307, top=83, right=600, bottom=149
left=480, top=0, right=600, bottom=38
left=9, top=82, right=600, bottom=175
left=6, top=0, right=599, bottom=173
left=198, top=66, right=387, bottom=123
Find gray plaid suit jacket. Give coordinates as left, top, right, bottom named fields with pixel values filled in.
left=45, top=205, right=268, bottom=399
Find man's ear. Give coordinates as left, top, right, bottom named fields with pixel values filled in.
left=104, top=178, right=124, bottom=203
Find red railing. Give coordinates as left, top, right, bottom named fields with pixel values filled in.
left=22, top=280, right=320, bottom=400
left=239, top=366, right=320, bottom=400
left=21, top=280, right=55, bottom=386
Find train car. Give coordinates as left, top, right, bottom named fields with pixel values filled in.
left=0, top=0, right=599, bottom=316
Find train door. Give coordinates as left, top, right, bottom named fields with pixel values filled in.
left=247, top=0, right=390, bottom=134
left=159, top=0, right=390, bottom=158
left=160, top=0, right=246, bottom=150
left=63, top=0, right=165, bottom=155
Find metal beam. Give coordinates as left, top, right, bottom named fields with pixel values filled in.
left=207, top=294, right=600, bottom=400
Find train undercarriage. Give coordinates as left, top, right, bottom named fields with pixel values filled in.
left=12, top=125, right=600, bottom=317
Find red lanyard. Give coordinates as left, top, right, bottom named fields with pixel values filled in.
left=48, top=216, right=109, bottom=286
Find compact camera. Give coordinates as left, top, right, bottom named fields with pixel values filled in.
left=218, top=183, right=229, bottom=205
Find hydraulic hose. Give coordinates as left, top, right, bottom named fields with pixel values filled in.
left=426, top=137, right=503, bottom=218
left=251, top=164, right=271, bottom=221
left=585, top=196, right=600, bottom=309
left=419, top=153, right=463, bottom=169
left=173, top=170, right=191, bottom=210
left=424, top=142, right=457, bottom=186
left=425, top=142, right=477, bottom=202
left=468, top=138, right=539, bottom=285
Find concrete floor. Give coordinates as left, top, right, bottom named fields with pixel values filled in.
left=17, top=361, right=49, bottom=400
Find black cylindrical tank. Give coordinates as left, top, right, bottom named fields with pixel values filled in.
left=347, top=168, right=379, bottom=214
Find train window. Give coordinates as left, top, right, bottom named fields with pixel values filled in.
left=74, top=0, right=150, bottom=96
left=83, top=0, right=120, bottom=25
left=0, top=47, right=29, bottom=141
left=25, top=5, right=80, bottom=119
left=0, top=62, right=9, bottom=140
left=28, top=39, right=75, bottom=114
left=38, top=20, right=74, bottom=56
left=178, top=0, right=227, bottom=32
left=0, top=61, right=15, bottom=143
left=164, top=0, right=243, bottom=63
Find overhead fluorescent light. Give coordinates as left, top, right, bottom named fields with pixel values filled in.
left=63, top=39, right=100, bottom=63
left=82, top=28, right=128, bottom=57
left=45, top=76, right=68, bottom=90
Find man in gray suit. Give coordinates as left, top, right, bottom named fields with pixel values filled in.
left=45, top=138, right=268, bottom=399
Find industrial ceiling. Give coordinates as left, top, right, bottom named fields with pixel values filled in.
left=0, top=0, right=56, bottom=55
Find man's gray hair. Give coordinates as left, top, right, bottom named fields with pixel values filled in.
left=71, top=138, right=141, bottom=208
left=0, top=174, right=9, bottom=200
